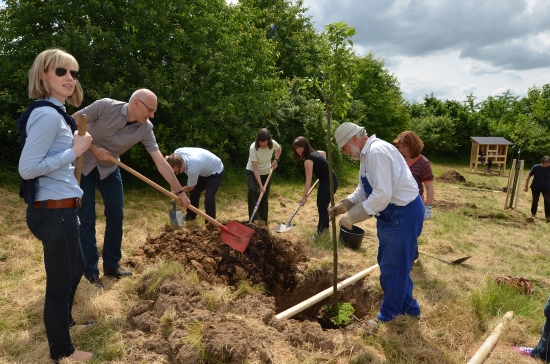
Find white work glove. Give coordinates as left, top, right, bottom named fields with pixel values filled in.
left=424, top=205, right=432, bottom=220
left=328, top=199, right=354, bottom=218
left=339, top=203, right=371, bottom=230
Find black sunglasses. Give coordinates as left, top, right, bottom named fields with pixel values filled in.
left=54, top=67, right=80, bottom=80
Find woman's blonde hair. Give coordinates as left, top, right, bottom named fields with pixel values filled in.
left=28, top=49, right=83, bottom=107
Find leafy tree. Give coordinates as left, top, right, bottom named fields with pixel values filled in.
left=0, top=0, right=283, bottom=170
left=308, top=21, right=357, bottom=309
left=411, top=115, right=457, bottom=156
left=237, top=0, right=321, bottom=80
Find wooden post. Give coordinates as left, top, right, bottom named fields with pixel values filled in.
left=504, top=159, right=516, bottom=210
left=467, top=311, right=514, bottom=364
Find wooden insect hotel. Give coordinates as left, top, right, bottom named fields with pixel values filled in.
left=469, top=137, right=512, bottom=175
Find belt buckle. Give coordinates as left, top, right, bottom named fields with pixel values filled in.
left=76, top=198, right=82, bottom=208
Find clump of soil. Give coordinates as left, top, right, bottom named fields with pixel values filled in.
left=436, top=170, right=467, bottom=184
left=128, top=222, right=306, bottom=291
left=123, top=223, right=380, bottom=363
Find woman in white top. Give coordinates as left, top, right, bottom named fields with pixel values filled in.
left=245, top=128, right=282, bottom=223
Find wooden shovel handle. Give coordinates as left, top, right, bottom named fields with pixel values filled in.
left=307, top=179, right=319, bottom=196
left=74, top=114, right=87, bottom=184
left=249, top=168, right=274, bottom=223
left=106, top=155, right=222, bottom=228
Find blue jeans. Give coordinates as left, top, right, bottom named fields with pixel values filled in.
left=532, top=295, right=550, bottom=361
left=26, top=204, right=84, bottom=361
left=79, top=167, right=124, bottom=278
left=376, top=195, right=424, bottom=321
left=185, top=170, right=224, bottom=221
left=317, top=178, right=338, bottom=234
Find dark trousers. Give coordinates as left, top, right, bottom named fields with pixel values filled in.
left=247, top=170, right=272, bottom=223
left=185, top=170, right=224, bottom=221
left=531, top=189, right=550, bottom=217
left=317, top=178, right=338, bottom=234
left=26, top=205, right=84, bottom=361
left=533, top=294, right=550, bottom=361
left=79, top=167, right=124, bottom=278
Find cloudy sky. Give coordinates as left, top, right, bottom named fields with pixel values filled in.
left=300, top=0, right=550, bottom=103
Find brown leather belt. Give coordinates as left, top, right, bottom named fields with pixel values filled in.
left=33, top=198, right=81, bottom=209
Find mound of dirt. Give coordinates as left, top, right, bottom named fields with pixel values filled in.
left=436, top=170, right=466, bottom=184
left=128, top=223, right=306, bottom=291
left=123, top=223, right=381, bottom=363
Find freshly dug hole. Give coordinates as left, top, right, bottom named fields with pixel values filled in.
left=128, top=224, right=378, bottom=322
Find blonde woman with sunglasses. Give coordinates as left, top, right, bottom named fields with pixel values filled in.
left=18, top=49, right=95, bottom=362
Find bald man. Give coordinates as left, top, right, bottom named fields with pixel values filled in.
left=72, top=89, right=189, bottom=288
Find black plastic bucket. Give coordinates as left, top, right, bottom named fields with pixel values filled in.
left=339, top=225, right=365, bottom=250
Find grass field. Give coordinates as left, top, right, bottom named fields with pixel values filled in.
left=0, top=160, right=548, bottom=363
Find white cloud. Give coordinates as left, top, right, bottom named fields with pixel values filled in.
left=300, top=0, right=550, bottom=101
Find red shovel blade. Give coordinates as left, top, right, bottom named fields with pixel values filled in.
left=219, top=221, right=255, bottom=253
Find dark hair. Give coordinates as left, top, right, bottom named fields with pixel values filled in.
left=255, top=128, right=273, bottom=150
left=541, top=156, right=550, bottom=164
left=393, top=131, right=424, bottom=158
left=292, top=136, right=314, bottom=161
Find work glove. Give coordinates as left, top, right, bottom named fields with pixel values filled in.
left=424, top=205, right=432, bottom=220
left=339, top=203, right=371, bottom=230
left=328, top=199, right=354, bottom=218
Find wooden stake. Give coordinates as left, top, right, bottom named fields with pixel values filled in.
left=467, top=311, right=514, bottom=364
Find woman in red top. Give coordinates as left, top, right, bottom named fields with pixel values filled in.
left=393, top=131, right=434, bottom=220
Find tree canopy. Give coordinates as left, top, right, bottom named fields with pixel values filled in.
left=1, top=0, right=548, bottom=172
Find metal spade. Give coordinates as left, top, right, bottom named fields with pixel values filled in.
left=275, top=179, right=319, bottom=233
left=419, top=251, right=471, bottom=265
left=169, top=201, right=184, bottom=228
left=108, top=156, right=253, bottom=252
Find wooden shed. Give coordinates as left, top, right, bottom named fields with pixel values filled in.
left=469, top=137, right=512, bottom=174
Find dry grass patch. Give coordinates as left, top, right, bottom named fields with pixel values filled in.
left=1, top=163, right=549, bottom=363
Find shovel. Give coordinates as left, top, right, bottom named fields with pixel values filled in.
left=419, top=251, right=471, bottom=265
left=169, top=201, right=184, bottom=228
left=249, top=168, right=273, bottom=223
left=275, top=179, right=319, bottom=233
left=107, top=156, right=254, bottom=253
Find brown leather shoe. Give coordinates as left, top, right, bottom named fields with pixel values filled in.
left=103, top=266, right=132, bottom=279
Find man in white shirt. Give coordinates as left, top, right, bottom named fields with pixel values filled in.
left=329, top=122, right=424, bottom=327
left=166, top=147, right=224, bottom=223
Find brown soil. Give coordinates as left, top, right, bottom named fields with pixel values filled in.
left=435, top=170, right=467, bottom=184
left=124, top=223, right=381, bottom=363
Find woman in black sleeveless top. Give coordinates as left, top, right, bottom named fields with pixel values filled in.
left=292, top=136, right=338, bottom=234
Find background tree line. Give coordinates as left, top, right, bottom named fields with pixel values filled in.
left=1, top=0, right=549, bottom=179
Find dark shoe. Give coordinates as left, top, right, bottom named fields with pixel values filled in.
left=184, top=214, right=196, bottom=221
left=85, top=275, right=104, bottom=288
left=103, top=266, right=132, bottom=279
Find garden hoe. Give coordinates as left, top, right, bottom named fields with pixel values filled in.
left=107, top=156, right=254, bottom=253
left=419, top=251, right=471, bottom=265
left=275, top=179, right=319, bottom=233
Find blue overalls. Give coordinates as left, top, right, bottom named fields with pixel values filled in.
left=361, top=174, right=424, bottom=321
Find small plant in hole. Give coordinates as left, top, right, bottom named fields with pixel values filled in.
left=322, top=301, right=355, bottom=326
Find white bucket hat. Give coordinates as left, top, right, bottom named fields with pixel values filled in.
left=335, top=122, right=365, bottom=149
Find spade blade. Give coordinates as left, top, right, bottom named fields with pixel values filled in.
left=169, top=201, right=184, bottom=227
